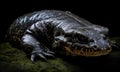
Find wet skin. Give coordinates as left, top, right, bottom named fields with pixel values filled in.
left=7, top=10, right=118, bottom=61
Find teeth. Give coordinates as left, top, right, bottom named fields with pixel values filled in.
left=75, top=47, right=77, bottom=50
left=74, top=47, right=78, bottom=54
left=100, top=48, right=103, bottom=50
left=92, top=49, right=94, bottom=52
left=93, top=47, right=97, bottom=50
left=80, top=48, right=84, bottom=53
left=64, top=45, right=112, bottom=56
left=85, top=48, right=87, bottom=52
left=88, top=49, right=91, bottom=52
left=73, top=47, right=112, bottom=56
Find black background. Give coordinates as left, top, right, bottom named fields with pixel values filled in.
left=0, top=1, right=120, bottom=72
left=0, top=1, right=120, bottom=43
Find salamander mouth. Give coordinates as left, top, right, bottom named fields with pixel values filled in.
left=64, top=46, right=112, bottom=56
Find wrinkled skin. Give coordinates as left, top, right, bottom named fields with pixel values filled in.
left=7, top=10, right=119, bottom=61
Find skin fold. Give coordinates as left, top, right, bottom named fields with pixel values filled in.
left=7, top=10, right=118, bottom=61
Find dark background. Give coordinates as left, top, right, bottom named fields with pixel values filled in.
left=0, top=1, right=120, bottom=72
left=0, top=1, right=120, bottom=43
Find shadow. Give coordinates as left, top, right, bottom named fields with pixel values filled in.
left=58, top=52, right=120, bottom=72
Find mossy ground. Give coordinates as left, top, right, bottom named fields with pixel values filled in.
left=0, top=37, right=120, bottom=72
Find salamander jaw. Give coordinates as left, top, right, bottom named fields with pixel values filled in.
left=64, top=43, right=112, bottom=56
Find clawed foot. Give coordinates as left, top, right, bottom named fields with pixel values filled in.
left=31, top=49, right=55, bottom=62
left=112, top=43, right=120, bottom=50
left=110, top=40, right=120, bottom=50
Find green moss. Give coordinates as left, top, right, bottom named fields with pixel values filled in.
left=0, top=37, right=120, bottom=72
left=0, top=43, right=74, bottom=72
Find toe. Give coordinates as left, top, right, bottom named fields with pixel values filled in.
left=47, top=50, right=55, bottom=54
left=31, top=54, right=35, bottom=62
left=43, top=52, right=55, bottom=57
left=38, top=54, right=47, bottom=61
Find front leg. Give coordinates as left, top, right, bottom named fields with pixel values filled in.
left=110, top=40, right=120, bottom=51
left=21, top=34, right=54, bottom=61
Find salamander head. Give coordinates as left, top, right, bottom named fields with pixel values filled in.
left=53, top=29, right=112, bottom=56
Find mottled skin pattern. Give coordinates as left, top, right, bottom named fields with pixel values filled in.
left=7, top=10, right=118, bottom=61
